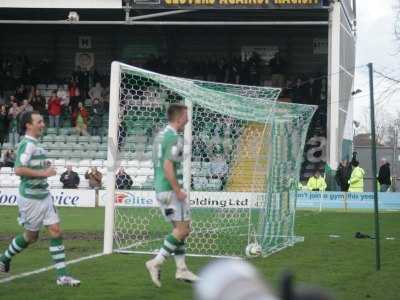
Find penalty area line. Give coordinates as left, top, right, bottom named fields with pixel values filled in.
left=0, top=252, right=105, bottom=284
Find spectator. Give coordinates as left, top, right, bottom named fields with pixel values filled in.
left=0, top=105, right=9, bottom=145
left=76, top=66, right=90, bottom=99
left=88, top=82, right=104, bottom=102
left=48, top=90, right=62, bottom=128
left=306, top=170, right=327, bottom=192
left=68, top=79, right=81, bottom=112
left=291, top=78, right=306, bottom=103
left=72, top=102, right=89, bottom=136
left=348, top=160, right=365, bottom=192
left=19, top=99, right=33, bottom=114
left=60, top=165, right=80, bottom=189
left=377, top=158, right=391, bottom=192
left=57, top=85, right=69, bottom=106
left=1, top=149, right=16, bottom=167
left=89, top=98, right=104, bottom=136
left=335, top=160, right=352, bottom=192
left=117, top=120, right=127, bottom=151
left=209, top=154, right=229, bottom=190
left=8, top=101, right=20, bottom=146
left=305, top=77, right=321, bottom=105
left=269, top=50, right=287, bottom=87
left=14, top=85, right=26, bottom=104
left=116, top=167, right=133, bottom=190
left=9, top=95, right=17, bottom=105
left=85, top=167, right=103, bottom=189
left=31, top=89, right=46, bottom=114
left=102, top=86, right=110, bottom=110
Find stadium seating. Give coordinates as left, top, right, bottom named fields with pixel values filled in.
left=0, top=107, right=233, bottom=192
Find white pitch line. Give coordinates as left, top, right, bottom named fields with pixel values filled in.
left=0, top=252, right=105, bottom=284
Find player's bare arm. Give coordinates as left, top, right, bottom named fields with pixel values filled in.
left=164, top=160, right=186, bottom=201
left=15, top=166, right=57, bottom=178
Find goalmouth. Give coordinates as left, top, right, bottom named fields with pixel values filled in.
left=103, top=61, right=316, bottom=258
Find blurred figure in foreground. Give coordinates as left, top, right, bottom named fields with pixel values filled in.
left=195, top=259, right=333, bottom=300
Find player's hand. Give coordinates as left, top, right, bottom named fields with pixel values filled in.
left=176, top=190, right=187, bottom=202
left=43, top=167, right=57, bottom=177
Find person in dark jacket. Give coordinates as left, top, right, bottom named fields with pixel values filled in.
left=0, top=105, right=9, bottom=145
left=89, top=98, right=104, bottom=136
left=30, top=89, right=46, bottom=115
left=335, top=160, right=352, bottom=192
left=115, top=167, right=133, bottom=190
left=377, top=158, right=391, bottom=192
left=60, top=165, right=80, bottom=189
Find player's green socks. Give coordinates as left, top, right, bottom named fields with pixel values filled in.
left=49, top=238, right=67, bottom=277
left=174, top=240, right=187, bottom=270
left=153, top=234, right=181, bottom=265
left=0, top=234, right=29, bottom=263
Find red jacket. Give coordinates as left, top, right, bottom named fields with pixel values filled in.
left=48, top=97, right=62, bottom=116
left=68, top=83, right=79, bottom=97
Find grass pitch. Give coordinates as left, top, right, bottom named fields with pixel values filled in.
left=0, top=207, right=399, bottom=300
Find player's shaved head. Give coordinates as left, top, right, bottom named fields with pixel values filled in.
left=167, top=104, right=187, bottom=122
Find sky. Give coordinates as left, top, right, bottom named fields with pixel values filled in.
left=354, top=0, right=400, bottom=131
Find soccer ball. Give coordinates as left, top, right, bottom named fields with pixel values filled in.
left=245, top=243, right=262, bottom=257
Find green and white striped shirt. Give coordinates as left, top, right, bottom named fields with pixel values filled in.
left=153, top=126, right=184, bottom=193
left=14, top=135, right=50, bottom=200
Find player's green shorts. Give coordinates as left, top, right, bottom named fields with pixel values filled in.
left=156, top=191, right=191, bottom=222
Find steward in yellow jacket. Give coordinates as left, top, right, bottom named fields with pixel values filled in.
left=307, top=171, right=327, bottom=192
left=348, top=161, right=365, bottom=192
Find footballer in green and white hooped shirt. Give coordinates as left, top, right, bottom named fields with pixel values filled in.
left=0, top=111, right=80, bottom=287
left=145, top=104, right=199, bottom=288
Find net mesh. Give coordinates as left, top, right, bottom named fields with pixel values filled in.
left=109, top=63, right=316, bottom=257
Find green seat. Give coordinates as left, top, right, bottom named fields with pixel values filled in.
left=71, top=143, right=83, bottom=151
left=95, top=151, right=107, bottom=160
left=2, top=143, right=13, bottom=150
left=66, top=135, right=78, bottom=144
left=86, top=144, right=98, bottom=151
left=98, top=144, right=107, bottom=151
left=85, top=151, right=97, bottom=159
left=120, top=152, right=135, bottom=159
left=90, top=136, right=101, bottom=143
left=47, top=150, right=59, bottom=159
left=46, top=128, right=57, bottom=135
left=78, top=136, right=90, bottom=143
left=46, top=143, right=58, bottom=150
left=60, top=128, right=72, bottom=136
left=54, top=135, right=66, bottom=143
left=43, top=135, right=56, bottom=143
left=70, top=151, right=84, bottom=159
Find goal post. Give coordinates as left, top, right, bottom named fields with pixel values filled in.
left=103, top=61, right=121, bottom=254
left=103, top=61, right=316, bottom=257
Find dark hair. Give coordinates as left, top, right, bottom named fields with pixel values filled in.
left=19, top=111, right=41, bottom=135
left=167, top=104, right=187, bottom=122
left=352, top=160, right=359, bottom=167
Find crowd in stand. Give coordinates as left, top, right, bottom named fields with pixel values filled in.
left=0, top=52, right=331, bottom=191
left=143, top=52, right=328, bottom=132
left=0, top=54, right=110, bottom=148
left=0, top=82, right=109, bottom=148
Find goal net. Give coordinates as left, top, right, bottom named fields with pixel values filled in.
left=103, top=62, right=316, bottom=257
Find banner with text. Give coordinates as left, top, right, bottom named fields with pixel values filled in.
left=99, top=190, right=400, bottom=210
left=0, top=188, right=96, bottom=207
left=132, top=0, right=329, bottom=10
left=98, top=190, right=262, bottom=208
